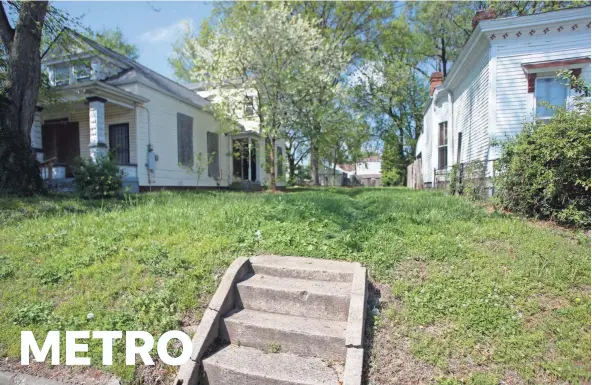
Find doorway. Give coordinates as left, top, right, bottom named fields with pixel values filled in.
left=42, top=121, right=80, bottom=177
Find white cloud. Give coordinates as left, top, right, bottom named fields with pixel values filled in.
left=137, top=19, right=193, bottom=43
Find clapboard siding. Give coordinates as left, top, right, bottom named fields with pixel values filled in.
left=134, top=83, right=229, bottom=188
left=494, top=29, right=591, bottom=140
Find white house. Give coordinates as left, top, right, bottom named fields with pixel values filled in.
left=415, top=7, right=591, bottom=188
left=34, top=28, right=284, bottom=192
left=186, top=83, right=286, bottom=189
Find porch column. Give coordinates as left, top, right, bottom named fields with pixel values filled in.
left=87, top=96, right=107, bottom=162
left=30, top=106, right=43, bottom=162
left=247, top=136, right=252, bottom=182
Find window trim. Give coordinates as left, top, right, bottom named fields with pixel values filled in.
left=108, top=123, right=131, bottom=165
left=207, top=131, right=220, bottom=178
left=438, top=121, right=448, bottom=170
left=534, top=75, right=569, bottom=119
left=177, top=113, right=194, bottom=168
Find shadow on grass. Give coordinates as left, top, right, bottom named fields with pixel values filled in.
left=0, top=190, right=229, bottom=225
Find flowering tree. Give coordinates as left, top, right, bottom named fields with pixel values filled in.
left=185, top=4, right=346, bottom=191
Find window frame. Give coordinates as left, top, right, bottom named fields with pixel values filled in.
left=244, top=96, right=255, bottom=117
left=207, top=131, right=220, bottom=179
left=534, top=76, right=569, bottom=119
left=438, top=121, right=448, bottom=170
left=177, top=113, right=194, bottom=168
left=108, top=123, right=131, bottom=165
left=53, top=64, right=70, bottom=86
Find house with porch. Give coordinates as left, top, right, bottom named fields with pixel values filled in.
left=35, top=28, right=284, bottom=192
left=414, top=6, right=591, bottom=189
left=186, top=82, right=286, bottom=189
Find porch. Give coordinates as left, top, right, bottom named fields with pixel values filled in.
left=230, top=132, right=263, bottom=190
left=32, top=82, right=149, bottom=192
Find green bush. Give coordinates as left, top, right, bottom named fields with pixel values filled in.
left=74, top=155, right=123, bottom=199
left=494, top=102, right=591, bottom=228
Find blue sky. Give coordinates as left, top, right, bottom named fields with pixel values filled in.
left=55, top=1, right=214, bottom=81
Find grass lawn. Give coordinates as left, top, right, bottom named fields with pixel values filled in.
left=0, top=188, right=589, bottom=384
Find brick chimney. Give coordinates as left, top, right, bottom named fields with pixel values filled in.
left=472, top=9, right=496, bottom=29
left=429, top=72, right=443, bottom=96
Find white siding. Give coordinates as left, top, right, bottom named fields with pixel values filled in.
left=494, top=28, right=591, bottom=142
left=452, top=49, right=490, bottom=164
left=134, top=83, right=230, bottom=188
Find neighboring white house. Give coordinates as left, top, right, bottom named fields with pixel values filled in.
left=34, top=28, right=284, bottom=192
left=186, top=83, right=286, bottom=189
left=415, top=6, right=591, bottom=188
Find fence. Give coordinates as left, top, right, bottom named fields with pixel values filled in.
left=406, top=159, right=423, bottom=189
left=432, top=159, right=497, bottom=198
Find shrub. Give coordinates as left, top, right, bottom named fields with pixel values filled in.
left=74, top=155, right=123, bottom=199
left=494, top=101, right=591, bottom=228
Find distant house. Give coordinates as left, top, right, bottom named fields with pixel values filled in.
left=34, top=28, right=284, bottom=192
left=328, top=155, right=382, bottom=187
left=413, top=7, right=591, bottom=189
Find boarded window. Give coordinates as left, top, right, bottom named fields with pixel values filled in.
left=109, top=123, right=130, bottom=165
left=207, top=132, right=220, bottom=178
left=177, top=113, right=194, bottom=168
left=276, top=146, right=283, bottom=177
left=438, top=121, right=448, bottom=170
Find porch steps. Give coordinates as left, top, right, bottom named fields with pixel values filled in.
left=195, top=255, right=367, bottom=385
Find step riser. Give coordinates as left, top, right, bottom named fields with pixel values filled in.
left=221, top=319, right=346, bottom=361
left=202, top=364, right=314, bottom=385
left=237, top=285, right=350, bottom=321
left=252, top=264, right=353, bottom=282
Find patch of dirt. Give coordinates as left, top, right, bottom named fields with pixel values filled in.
left=364, top=282, right=442, bottom=385
left=0, top=357, right=117, bottom=384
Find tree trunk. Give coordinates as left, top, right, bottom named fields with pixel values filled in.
left=0, top=1, right=48, bottom=195
left=286, top=144, right=295, bottom=184
left=332, top=162, right=337, bottom=187
left=310, top=142, right=319, bottom=186
left=441, top=37, right=447, bottom=78
left=269, top=136, right=276, bottom=192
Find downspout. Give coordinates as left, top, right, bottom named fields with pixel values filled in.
left=136, top=105, right=152, bottom=191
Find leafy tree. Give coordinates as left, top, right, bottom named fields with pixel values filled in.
left=489, top=1, right=590, bottom=17
left=289, top=1, right=394, bottom=185
left=83, top=27, right=138, bottom=60
left=350, top=16, right=428, bottom=184
left=187, top=4, right=346, bottom=192
left=407, top=2, right=477, bottom=77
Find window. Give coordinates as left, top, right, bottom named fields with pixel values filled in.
left=109, top=123, right=130, bottom=165
left=438, top=121, right=448, bottom=170
left=535, top=77, right=568, bottom=118
left=207, top=132, right=220, bottom=178
left=177, top=113, right=194, bottom=167
left=53, top=65, right=70, bottom=86
left=276, top=146, right=283, bottom=177
left=244, top=96, right=255, bottom=117
left=74, top=63, right=91, bottom=81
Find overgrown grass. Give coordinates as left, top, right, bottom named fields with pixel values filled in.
left=0, top=188, right=589, bottom=384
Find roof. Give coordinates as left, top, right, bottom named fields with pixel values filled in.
left=338, top=163, right=355, bottom=172
left=358, top=155, right=381, bottom=163
left=439, top=6, right=591, bottom=94
left=44, top=28, right=210, bottom=110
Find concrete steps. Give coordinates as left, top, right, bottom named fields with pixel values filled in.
left=175, top=255, right=366, bottom=385
left=222, top=308, right=347, bottom=361
left=236, top=273, right=351, bottom=321
left=202, top=345, right=339, bottom=385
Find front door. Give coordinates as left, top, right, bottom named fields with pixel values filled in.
left=42, top=121, right=80, bottom=177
